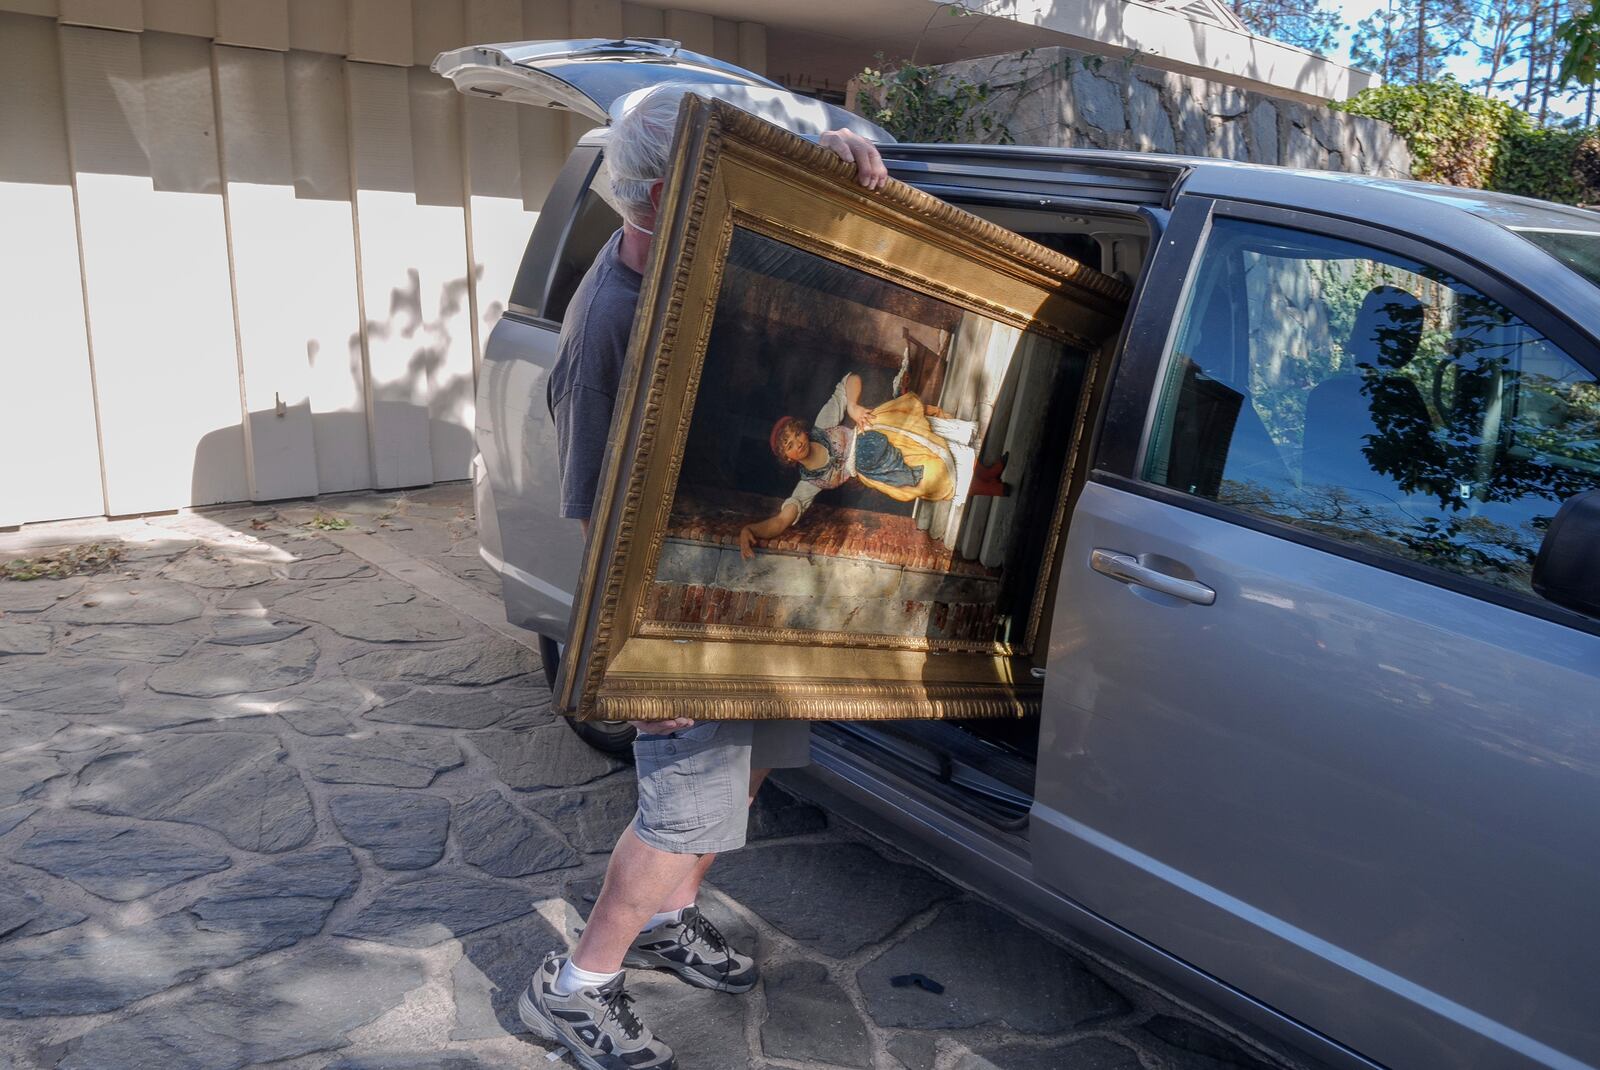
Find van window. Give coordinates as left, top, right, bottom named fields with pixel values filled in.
left=544, top=187, right=624, bottom=323
left=1143, top=217, right=1600, bottom=599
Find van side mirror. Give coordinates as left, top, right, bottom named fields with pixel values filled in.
left=1533, top=488, right=1600, bottom=618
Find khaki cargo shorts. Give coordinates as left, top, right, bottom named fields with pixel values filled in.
left=630, top=720, right=811, bottom=855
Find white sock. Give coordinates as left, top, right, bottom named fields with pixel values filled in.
left=554, top=959, right=620, bottom=996
left=640, top=907, right=687, bottom=933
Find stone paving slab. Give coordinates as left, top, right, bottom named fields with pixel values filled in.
left=0, top=487, right=1312, bottom=1070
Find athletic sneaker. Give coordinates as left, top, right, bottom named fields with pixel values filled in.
left=518, top=952, right=676, bottom=1070
left=623, top=904, right=758, bottom=993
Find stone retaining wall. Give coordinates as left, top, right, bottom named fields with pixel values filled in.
left=929, top=47, right=1413, bottom=178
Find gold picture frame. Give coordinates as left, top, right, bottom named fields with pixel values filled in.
left=558, top=96, right=1130, bottom=721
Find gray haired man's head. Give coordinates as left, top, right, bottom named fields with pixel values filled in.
left=607, top=85, right=691, bottom=230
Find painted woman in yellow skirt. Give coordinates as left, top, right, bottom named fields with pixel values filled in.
left=737, top=373, right=1008, bottom=559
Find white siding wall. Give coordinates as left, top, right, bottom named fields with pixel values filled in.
left=0, top=0, right=769, bottom=526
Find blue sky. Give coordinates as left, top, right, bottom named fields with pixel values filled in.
left=1332, top=0, right=1493, bottom=83
left=1328, top=0, right=1589, bottom=119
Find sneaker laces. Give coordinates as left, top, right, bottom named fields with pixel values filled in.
left=598, top=982, right=644, bottom=1041
left=683, top=910, right=730, bottom=958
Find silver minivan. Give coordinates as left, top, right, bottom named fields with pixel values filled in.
left=435, top=38, right=1600, bottom=1070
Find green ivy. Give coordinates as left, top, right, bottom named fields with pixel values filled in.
left=855, top=58, right=1014, bottom=145
left=1493, top=125, right=1593, bottom=203
left=1332, top=78, right=1517, bottom=187
left=1334, top=77, right=1600, bottom=204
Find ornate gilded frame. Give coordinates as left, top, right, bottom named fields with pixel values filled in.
left=558, top=96, right=1131, bottom=721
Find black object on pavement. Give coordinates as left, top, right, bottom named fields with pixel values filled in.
left=889, top=973, right=946, bottom=994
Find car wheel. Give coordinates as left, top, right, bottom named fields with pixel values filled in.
left=539, top=635, right=636, bottom=757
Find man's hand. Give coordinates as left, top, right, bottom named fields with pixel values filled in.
left=820, top=129, right=888, bottom=190
left=738, top=525, right=758, bottom=560
left=847, top=402, right=873, bottom=429
left=629, top=717, right=694, bottom=735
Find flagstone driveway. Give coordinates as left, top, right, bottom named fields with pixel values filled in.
left=0, top=486, right=1306, bottom=1070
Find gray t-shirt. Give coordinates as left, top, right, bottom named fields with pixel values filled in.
left=551, top=230, right=643, bottom=520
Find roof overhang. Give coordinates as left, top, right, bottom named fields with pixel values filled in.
left=981, top=0, right=1377, bottom=103
left=629, top=0, right=1376, bottom=105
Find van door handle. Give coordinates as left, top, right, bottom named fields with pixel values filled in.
left=1090, top=549, right=1216, bottom=606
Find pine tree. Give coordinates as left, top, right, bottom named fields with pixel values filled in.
left=1351, top=0, right=1477, bottom=84
left=1476, top=0, right=1536, bottom=97
left=1352, top=1, right=1408, bottom=82
left=1228, top=0, right=1345, bottom=54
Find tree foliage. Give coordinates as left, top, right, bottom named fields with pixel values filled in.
left=1351, top=0, right=1475, bottom=85
left=1333, top=78, right=1519, bottom=184
left=1336, top=77, right=1600, bottom=202
left=855, top=59, right=1015, bottom=145
left=1227, top=0, right=1344, bottom=55
left=1557, top=4, right=1600, bottom=88
left=1494, top=123, right=1595, bottom=200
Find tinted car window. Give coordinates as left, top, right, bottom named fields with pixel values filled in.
left=544, top=187, right=624, bottom=323
left=1144, top=217, right=1600, bottom=599
left=1515, top=227, right=1600, bottom=289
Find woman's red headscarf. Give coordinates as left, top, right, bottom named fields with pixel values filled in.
left=769, top=416, right=808, bottom=464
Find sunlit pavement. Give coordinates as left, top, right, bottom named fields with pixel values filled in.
left=0, top=485, right=1300, bottom=1070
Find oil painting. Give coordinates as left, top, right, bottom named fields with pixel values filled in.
left=651, top=226, right=1090, bottom=652
left=559, top=96, right=1130, bottom=720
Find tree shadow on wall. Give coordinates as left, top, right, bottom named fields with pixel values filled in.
left=191, top=268, right=478, bottom=506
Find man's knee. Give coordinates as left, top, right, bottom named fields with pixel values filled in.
left=633, top=722, right=754, bottom=854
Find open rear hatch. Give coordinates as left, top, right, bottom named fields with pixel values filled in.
left=431, top=37, right=887, bottom=138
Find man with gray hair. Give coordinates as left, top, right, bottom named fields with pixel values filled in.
left=521, top=85, right=886, bottom=1070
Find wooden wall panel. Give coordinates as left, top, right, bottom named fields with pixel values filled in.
left=142, top=0, right=213, bottom=35
left=563, top=0, right=618, bottom=142
left=407, top=64, right=477, bottom=484
left=0, top=12, right=103, bottom=525
left=61, top=26, right=248, bottom=514
left=215, top=0, right=288, bottom=49
left=0, top=2, right=779, bottom=523
left=346, top=61, right=432, bottom=488
left=410, top=0, right=464, bottom=67
left=347, top=0, right=410, bottom=64
left=408, top=0, right=474, bottom=463
left=664, top=9, right=713, bottom=55
left=286, top=50, right=371, bottom=493
left=216, top=44, right=365, bottom=502
left=515, top=0, right=571, bottom=207
left=346, top=59, right=475, bottom=488
left=57, top=0, right=137, bottom=30
left=0, top=1, right=59, bottom=16
left=738, top=22, right=767, bottom=76
left=461, top=0, right=534, bottom=373
left=621, top=2, right=663, bottom=39
left=713, top=16, right=738, bottom=61
left=463, top=0, right=517, bottom=43
left=289, top=0, right=346, bottom=53
left=568, top=0, right=619, bottom=38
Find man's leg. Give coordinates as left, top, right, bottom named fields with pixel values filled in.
left=518, top=727, right=754, bottom=1069
left=571, top=825, right=704, bottom=973
left=652, top=766, right=771, bottom=913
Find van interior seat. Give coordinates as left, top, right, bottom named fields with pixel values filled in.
left=1301, top=286, right=1435, bottom=498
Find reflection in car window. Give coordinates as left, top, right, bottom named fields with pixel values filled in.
left=1144, top=218, right=1600, bottom=598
